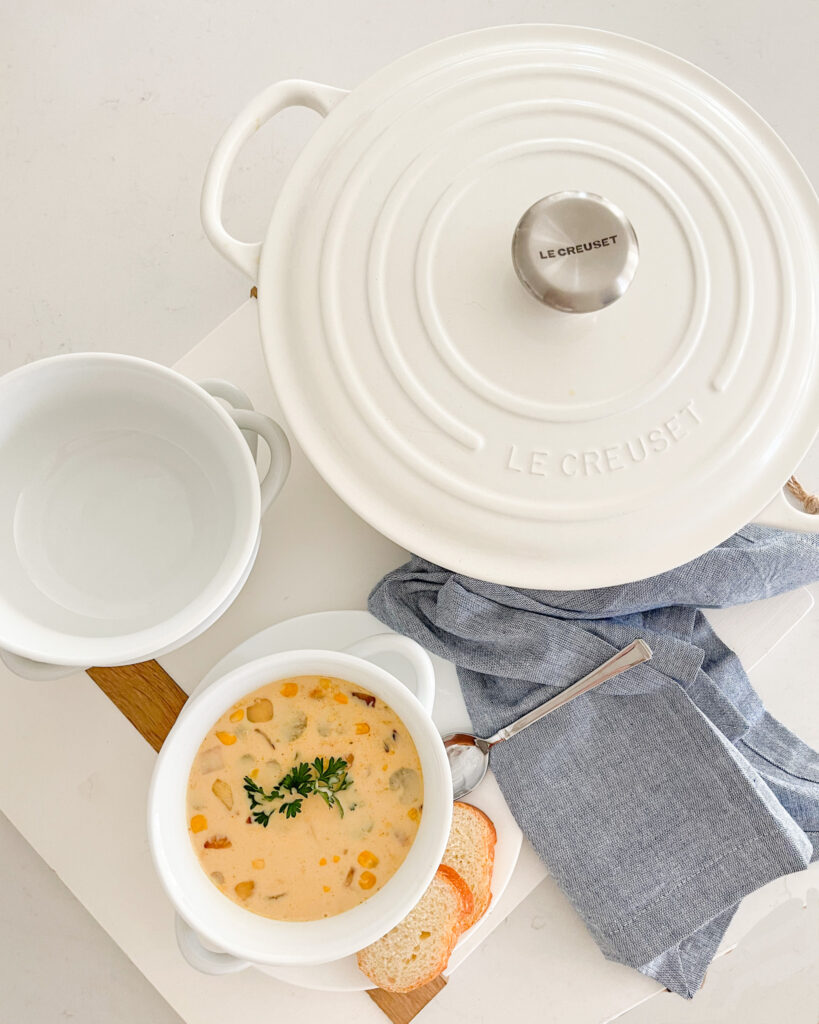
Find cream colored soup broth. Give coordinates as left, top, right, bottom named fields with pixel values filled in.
left=186, top=675, right=423, bottom=921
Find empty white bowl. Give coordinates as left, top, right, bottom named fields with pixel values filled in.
left=0, top=353, right=290, bottom=677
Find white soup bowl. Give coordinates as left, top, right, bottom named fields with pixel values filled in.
left=148, top=634, right=452, bottom=972
left=0, top=353, right=290, bottom=678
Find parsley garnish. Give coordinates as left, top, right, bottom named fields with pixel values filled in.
left=278, top=762, right=313, bottom=798
left=242, top=775, right=280, bottom=826
left=312, top=756, right=353, bottom=818
left=243, top=756, right=353, bottom=826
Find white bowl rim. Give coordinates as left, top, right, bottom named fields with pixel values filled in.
left=0, top=351, right=262, bottom=665
left=147, top=649, right=453, bottom=966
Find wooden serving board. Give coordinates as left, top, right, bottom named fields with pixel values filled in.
left=86, top=662, right=187, bottom=754
left=86, top=657, right=440, bottom=1023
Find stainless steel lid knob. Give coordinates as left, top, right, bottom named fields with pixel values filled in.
left=512, top=191, right=639, bottom=314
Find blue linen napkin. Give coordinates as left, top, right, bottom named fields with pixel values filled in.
left=368, top=526, right=819, bottom=997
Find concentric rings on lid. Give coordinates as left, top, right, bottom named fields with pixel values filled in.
left=259, top=26, right=819, bottom=587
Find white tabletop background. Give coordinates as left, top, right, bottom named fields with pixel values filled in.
left=1, top=1, right=818, bottom=1022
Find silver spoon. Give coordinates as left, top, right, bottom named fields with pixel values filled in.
left=442, top=639, right=653, bottom=800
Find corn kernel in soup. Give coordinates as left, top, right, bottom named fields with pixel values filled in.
left=186, top=676, right=423, bottom=922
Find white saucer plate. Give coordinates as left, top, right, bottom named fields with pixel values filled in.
left=186, top=609, right=523, bottom=991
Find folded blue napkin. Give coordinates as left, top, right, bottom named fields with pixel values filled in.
left=368, top=526, right=819, bottom=997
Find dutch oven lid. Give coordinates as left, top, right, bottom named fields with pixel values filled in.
left=258, top=25, right=819, bottom=588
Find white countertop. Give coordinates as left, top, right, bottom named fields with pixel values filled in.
left=1, top=2, right=818, bottom=1021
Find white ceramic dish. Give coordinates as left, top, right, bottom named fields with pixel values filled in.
left=182, top=609, right=523, bottom=991
left=150, top=529, right=261, bottom=664
left=0, top=354, right=290, bottom=678
left=148, top=632, right=453, bottom=971
left=203, top=25, right=819, bottom=589
left=11, top=387, right=267, bottom=680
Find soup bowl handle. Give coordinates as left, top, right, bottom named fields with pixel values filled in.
left=227, top=410, right=291, bottom=515
left=198, top=378, right=260, bottom=461
left=198, top=379, right=292, bottom=517
left=343, top=633, right=436, bottom=715
left=175, top=915, right=251, bottom=975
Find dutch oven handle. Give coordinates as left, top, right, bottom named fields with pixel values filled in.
left=201, top=79, right=349, bottom=282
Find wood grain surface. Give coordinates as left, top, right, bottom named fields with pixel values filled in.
left=87, top=661, right=187, bottom=752
left=86, top=661, right=443, bottom=1022
left=366, top=976, right=447, bottom=1022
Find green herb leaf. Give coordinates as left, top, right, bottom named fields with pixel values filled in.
left=244, top=758, right=354, bottom=825
left=243, top=775, right=282, bottom=811
left=277, top=762, right=314, bottom=798
left=279, top=799, right=303, bottom=819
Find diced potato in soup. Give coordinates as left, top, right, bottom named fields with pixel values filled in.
left=186, top=676, right=424, bottom=921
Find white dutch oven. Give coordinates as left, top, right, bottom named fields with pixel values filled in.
left=0, top=354, right=290, bottom=679
left=148, top=634, right=452, bottom=972
left=203, top=25, right=819, bottom=590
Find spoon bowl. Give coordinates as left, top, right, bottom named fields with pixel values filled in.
left=443, top=734, right=491, bottom=799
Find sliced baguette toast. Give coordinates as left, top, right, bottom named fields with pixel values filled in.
left=441, top=801, right=497, bottom=930
left=356, top=864, right=474, bottom=993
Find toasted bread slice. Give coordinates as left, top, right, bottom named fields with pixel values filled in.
left=441, top=802, right=497, bottom=930
left=356, top=864, right=473, bottom=993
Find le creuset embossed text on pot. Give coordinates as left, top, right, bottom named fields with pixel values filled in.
left=202, top=25, right=819, bottom=590
left=148, top=635, right=453, bottom=973
left=0, top=354, right=290, bottom=679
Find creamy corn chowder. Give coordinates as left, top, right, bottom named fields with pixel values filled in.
left=186, top=675, right=423, bottom=921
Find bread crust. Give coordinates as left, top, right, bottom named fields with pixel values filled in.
left=436, top=862, right=475, bottom=931
left=444, top=802, right=497, bottom=929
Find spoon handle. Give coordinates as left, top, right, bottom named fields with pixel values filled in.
left=486, top=638, right=652, bottom=747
